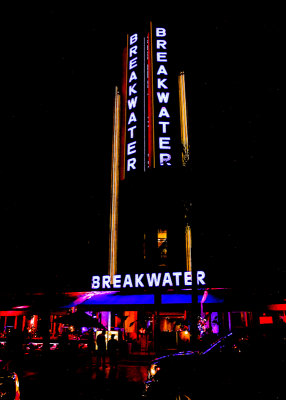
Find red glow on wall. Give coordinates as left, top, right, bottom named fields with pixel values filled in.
left=267, top=303, right=286, bottom=311
left=259, top=315, right=273, bottom=324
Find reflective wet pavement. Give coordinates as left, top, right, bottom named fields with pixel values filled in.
left=6, top=349, right=286, bottom=400
left=18, top=352, right=151, bottom=399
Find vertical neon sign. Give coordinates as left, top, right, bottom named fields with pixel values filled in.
left=152, top=25, right=172, bottom=167
left=124, top=32, right=145, bottom=176
left=121, top=23, right=175, bottom=177
left=126, top=33, right=138, bottom=173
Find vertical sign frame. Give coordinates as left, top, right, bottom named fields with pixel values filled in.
left=124, top=32, right=145, bottom=177
left=121, top=23, right=176, bottom=178
left=151, top=24, right=173, bottom=168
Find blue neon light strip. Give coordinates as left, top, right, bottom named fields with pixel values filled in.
left=83, top=293, right=155, bottom=305
left=161, top=294, right=224, bottom=304
left=65, top=292, right=224, bottom=308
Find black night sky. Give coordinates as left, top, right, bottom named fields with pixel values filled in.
left=2, top=5, right=285, bottom=294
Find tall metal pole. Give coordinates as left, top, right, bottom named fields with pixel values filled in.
left=178, top=72, right=190, bottom=166
left=108, top=87, right=121, bottom=283
left=178, top=72, right=199, bottom=347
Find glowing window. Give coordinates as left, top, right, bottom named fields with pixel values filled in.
left=157, top=229, right=167, bottom=265
left=157, top=229, right=167, bottom=248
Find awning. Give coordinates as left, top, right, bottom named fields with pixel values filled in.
left=64, top=290, right=224, bottom=308
left=83, top=292, right=155, bottom=305
left=64, top=291, right=155, bottom=308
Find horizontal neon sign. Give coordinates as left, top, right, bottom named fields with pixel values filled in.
left=91, top=271, right=206, bottom=290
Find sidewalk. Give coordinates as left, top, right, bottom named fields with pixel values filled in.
left=19, top=351, right=151, bottom=399
left=118, top=351, right=156, bottom=365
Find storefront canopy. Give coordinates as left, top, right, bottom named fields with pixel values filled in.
left=64, top=290, right=225, bottom=309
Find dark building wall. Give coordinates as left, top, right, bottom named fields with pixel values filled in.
left=117, top=166, right=190, bottom=275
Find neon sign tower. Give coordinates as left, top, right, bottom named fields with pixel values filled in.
left=109, top=22, right=192, bottom=284
left=120, top=23, right=177, bottom=179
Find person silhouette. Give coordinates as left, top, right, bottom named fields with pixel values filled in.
left=108, top=334, right=118, bottom=368
left=96, top=331, right=106, bottom=367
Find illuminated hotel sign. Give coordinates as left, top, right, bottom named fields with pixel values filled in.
left=152, top=26, right=172, bottom=167
left=126, top=33, right=139, bottom=173
left=91, top=271, right=206, bottom=290
left=121, top=23, right=175, bottom=178
left=123, top=32, right=145, bottom=176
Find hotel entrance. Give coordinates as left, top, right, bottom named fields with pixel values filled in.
left=73, top=288, right=230, bottom=354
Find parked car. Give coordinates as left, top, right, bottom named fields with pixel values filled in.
left=143, top=329, right=286, bottom=400
left=0, top=360, right=20, bottom=400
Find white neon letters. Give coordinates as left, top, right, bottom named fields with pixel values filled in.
left=156, top=28, right=166, bottom=37
left=124, top=27, right=173, bottom=173
left=127, top=33, right=139, bottom=171
left=159, top=137, right=171, bottom=150
left=130, top=33, right=138, bottom=45
left=155, top=27, right=171, bottom=166
left=91, top=271, right=206, bottom=289
left=127, top=141, right=136, bottom=155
